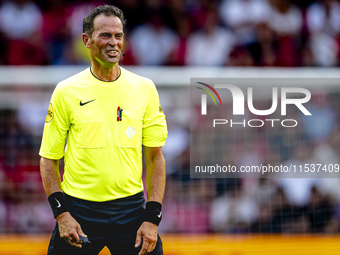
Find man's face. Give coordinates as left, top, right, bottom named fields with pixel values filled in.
left=87, top=14, right=124, bottom=68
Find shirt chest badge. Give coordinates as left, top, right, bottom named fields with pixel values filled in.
left=125, top=126, right=136, bottom=139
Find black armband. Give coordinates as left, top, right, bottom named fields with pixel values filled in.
left=144, top=201, right=162, bottom=226
left=48, top=192, right=68, bottom=219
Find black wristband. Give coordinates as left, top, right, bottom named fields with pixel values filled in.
left=48, top=192, right=68, bottom=219
left=144, top=201, right=162, bottom=226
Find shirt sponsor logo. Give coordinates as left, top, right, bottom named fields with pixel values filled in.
left=45, top=103, right=54, bottom=123
left=158, top=104, right=163, bottom=114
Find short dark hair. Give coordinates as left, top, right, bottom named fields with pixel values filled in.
left=83, top=5, right=126, bottom=37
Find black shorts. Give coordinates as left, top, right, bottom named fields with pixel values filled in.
left=47, top=192, right=163, bottom=255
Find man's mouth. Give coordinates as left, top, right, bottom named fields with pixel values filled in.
left=106, top=50, right=119, bottom=57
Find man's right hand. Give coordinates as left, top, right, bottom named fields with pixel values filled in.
left=56, top=212, right=87, bottom=248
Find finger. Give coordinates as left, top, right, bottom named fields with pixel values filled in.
left=135, top=230, right=142, bottom=248
left=69, top=231, right=82, bottom=248
left=68, top=238, right=82, bottom=248
left=152, top=235, right=158, bottom=251
left=70, top=242, right=82, bottom=248
left=151, top=239, right=157, bottom=253
left=138, top=240, right=149, bottom=255
left=77, top=224, right=87, bottom=238
left=146, top=241, right=155, bottom=254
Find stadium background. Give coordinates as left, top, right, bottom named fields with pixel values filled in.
left=1, top=0, right=340, bottom=254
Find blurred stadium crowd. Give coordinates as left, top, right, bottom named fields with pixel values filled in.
left=1, top=0, right=340, bottom=235
left=1, top=0, right=340, bottom=66
left=185, top=89, right=340, bottom=234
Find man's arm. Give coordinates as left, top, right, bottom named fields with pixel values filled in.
left=40, top=157, right=86, bottom=248
left=135, top=146, right=166, bottom=255
left=144, top=146, right=166, bottom=203
left=40, top=157, right=62, bottom=195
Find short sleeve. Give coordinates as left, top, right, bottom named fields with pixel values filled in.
left=142, top=81, right=168, bottom=147
left=39, top=85, right=70, bottom=159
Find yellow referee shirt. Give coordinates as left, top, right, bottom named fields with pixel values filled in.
left=39, top=67, right=168, bottom=202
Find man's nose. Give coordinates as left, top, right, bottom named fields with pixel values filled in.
left=108, top=36, right=117, bottom=46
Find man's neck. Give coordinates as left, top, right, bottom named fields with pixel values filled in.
left=91, top=63, right=120, bottom=82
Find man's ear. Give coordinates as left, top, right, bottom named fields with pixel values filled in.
left=82, top=33, right=91, bottom=48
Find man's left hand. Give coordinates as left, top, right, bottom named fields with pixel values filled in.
left=135, top=221, right=158, bottom=255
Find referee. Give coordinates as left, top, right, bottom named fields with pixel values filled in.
left=39, top=5, right=167, bottom=255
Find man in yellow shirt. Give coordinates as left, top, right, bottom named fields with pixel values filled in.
left=40, top=5, right=167, bottom=255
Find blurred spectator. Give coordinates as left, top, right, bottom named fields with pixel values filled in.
left=0, top=0, right=42, bottom=40
left=52, top=41, right=88, bottom=65
left=303, top=186, right=334, bottom=233
left=162, top=126, right=189, bottom=175
left=0, top=164, right=5, bottom=233
left=115, top=0, right=147, bottom=31
left=229, top=46, right=254, bottom=66
left=219, top=0, right=271, bottom=45
left=168, top=15, right=190, bottom=65
left=0, top=200, right=5, bottom=233
left=272, top=187, right=306, bottom=233
left=308, top=33, right=339, bottom=66
left=306, top=0, right=340, bottom=66
left=268, top=0, right=303, bottom=66
left=210, top=182, right=259, bottom=233
left=300, top=0, right=340, bottom=66
left=0, top=0, right=46, bottom=65
left=129, top=11, right=179, bottom=65
left=301, top=89, right=336, bottom=144
left=17, top=97, right=48, bottom=138
left=185, top=8, right=235, bottom=66
left=271, top=120, right=306, bottom=161
left=64, top=1, right=101, bottom=64
left=65, top=1, right=99, bottom=37
left=159, top=0, right=186, bottom=34
left=246, top=178, right=277, bottom=205
left=251, top=186, right=308, bottom=233
left=306, top=0, right=340, bottom=36
left=315, top=127, right=340, bottom=203
left=236, top=139, right=264, bottom=178
left=250, top=203, right=276, bottom=233
left=278, top=142, right=319, bottom=207
left=41, top=0, right=68, bottom=64
left=9, top=195, right=54, bottom=233
left=248, top=23, right=278, bottom=66
left=163, top=178, right=213, bottom=233
left=269, top=0, right=302, bottom=35
left=0, top=109, right=23, bottom=170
